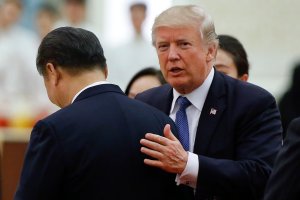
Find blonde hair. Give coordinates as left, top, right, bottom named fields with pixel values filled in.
left=152, top=5, right=218, bottom=46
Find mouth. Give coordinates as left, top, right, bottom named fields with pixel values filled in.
left=169, top=67, right=184, bottom=75
left=170, top=66, right=183, bottom=72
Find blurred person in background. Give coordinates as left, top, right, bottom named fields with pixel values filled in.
left=106, top=2, right=158, bottom=90
left=264, top=117, right=300, bottom=200
left=35, top=2, right=58, bottom=40
left=215, top=34, right=249, bottom=81
left=125, top=67, right=166, bottom=98
left=54, top=0, right=99, bottom=37
left=0, top=0, right=51, bottom=128
left=278, top=62, right=300, bottom=138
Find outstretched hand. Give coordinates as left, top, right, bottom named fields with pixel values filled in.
left=140, top=124, right=188, bottom=174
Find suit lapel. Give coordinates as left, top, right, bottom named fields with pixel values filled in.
left=149, top=84, right=174, bottom=115
left=193, top=71, right=227, bottom=155
left=160, top=84, right=174, bottom=114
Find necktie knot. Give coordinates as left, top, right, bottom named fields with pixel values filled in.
left=177, top=96, right=191, bottom=110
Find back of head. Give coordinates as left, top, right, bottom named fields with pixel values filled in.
left=218, top=34, right=249, bottom=76
left=152, top=5, right=218, bottom=46
left=36, top=27, right=106, bottom=76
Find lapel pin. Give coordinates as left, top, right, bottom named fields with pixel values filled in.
left=210, top=108, right=217, bottom=115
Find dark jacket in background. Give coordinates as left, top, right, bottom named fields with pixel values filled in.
left=279, top=63, right=300, bottom=138
left=264, top=117, right=300, bottom=200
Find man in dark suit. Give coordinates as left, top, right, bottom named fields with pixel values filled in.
left=14, top=27, right=183, bottom=200
left=264, top=117, right=300, bottom=200
left=136, top=5, right=282, bottom=200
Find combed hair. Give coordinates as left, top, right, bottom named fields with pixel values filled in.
left=152, top=5, right=218, bottom=46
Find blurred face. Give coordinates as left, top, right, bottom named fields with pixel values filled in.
left=215, top=49, right=248, bottom=81
left=154, top=26, right=215, bottom=94
left=64, top=2, right=85, bottom=24
left=130, top=6, right=146, bottom=33
left=1, top=2, right=22, bottom=27
left=36, top=11, right=56, bottom=39
left=215, top=49, right=238, bottom=78
left=128, top=75, right=161, bottom=98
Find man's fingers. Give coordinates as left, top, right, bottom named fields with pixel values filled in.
left=143, top=158, right=163, bottom=168
left=163, top=124, right=178, bottom=141
left=140, top=146, right=163, bottom=160
left=143, top=133, right=168, bottom=145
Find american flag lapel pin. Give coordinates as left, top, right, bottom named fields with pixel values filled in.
left=209, top=108, right=217, bottom=115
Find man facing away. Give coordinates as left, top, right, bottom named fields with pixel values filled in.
left=136, top=5, right=282, bottom=200
left=14, top=27, right=184, bottom=200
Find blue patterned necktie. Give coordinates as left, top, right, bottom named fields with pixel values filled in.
left=175, top=96, right=191, bottom=151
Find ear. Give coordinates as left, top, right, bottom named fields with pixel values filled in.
left=45, top=63, right=60, bottom=86
left=206, top=42, right=218, bottom=62
left=239, top=74, right=249, bottom=82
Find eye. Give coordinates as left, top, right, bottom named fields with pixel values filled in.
left=157, top=43, right=169, bottom=52
left=179, top=42, right=190, bottom=49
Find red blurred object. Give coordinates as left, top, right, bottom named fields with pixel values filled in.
left=0, top=117, right=9, bottom=127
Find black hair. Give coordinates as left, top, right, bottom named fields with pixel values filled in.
left=125, top=67, right=166, bottom=95
left=218, top=34, right=249, bottom=76
left=36, top=27, right=106, bottom=75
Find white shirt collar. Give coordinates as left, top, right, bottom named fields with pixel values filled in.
left=71, top=81, right=109, bottom=103
left=170, top=68, right=215, bottom=114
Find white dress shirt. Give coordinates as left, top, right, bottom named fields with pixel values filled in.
left=170, top=68, right=215, bottom=188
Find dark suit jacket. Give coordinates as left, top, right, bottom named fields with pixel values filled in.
left=264, top=117, right=300, bottom=200
left=136, top=71, right=282, bottom=200
left=14, top=84, right=184, bottom=200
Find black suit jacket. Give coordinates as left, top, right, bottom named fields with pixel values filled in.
left=15, top=84, right=184, bottom=200
left=264, top=117, right=300, bottom=200
left=136, top=71, right=282, bottom=200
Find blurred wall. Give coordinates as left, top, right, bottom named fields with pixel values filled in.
left=173, top=0, right=300, bottom=99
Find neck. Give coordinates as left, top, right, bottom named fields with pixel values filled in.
left=59, top=69, right=106, bottom=107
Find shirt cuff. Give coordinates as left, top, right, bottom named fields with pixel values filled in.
left=175, top=152, right=199, bottom=188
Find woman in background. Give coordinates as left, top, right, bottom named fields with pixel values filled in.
left=215, top=34, right=249, bottom=81
left=125, top=67, right=166, bottom=98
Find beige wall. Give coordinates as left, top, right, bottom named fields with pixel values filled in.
left=173, top=0, right=300, bottom=99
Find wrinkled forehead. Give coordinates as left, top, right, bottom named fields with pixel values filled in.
left=152, top=24, right=203, bottom=44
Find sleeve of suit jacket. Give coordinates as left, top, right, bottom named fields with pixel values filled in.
left=14, top=121, right=64, bottom=200
left=264, top=117, right=300, bottom=200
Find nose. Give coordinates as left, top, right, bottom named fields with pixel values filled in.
left=168, top=45, right=180, bottom=61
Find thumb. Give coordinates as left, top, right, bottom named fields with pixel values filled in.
left=163, top=124, right=178, bottom=141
